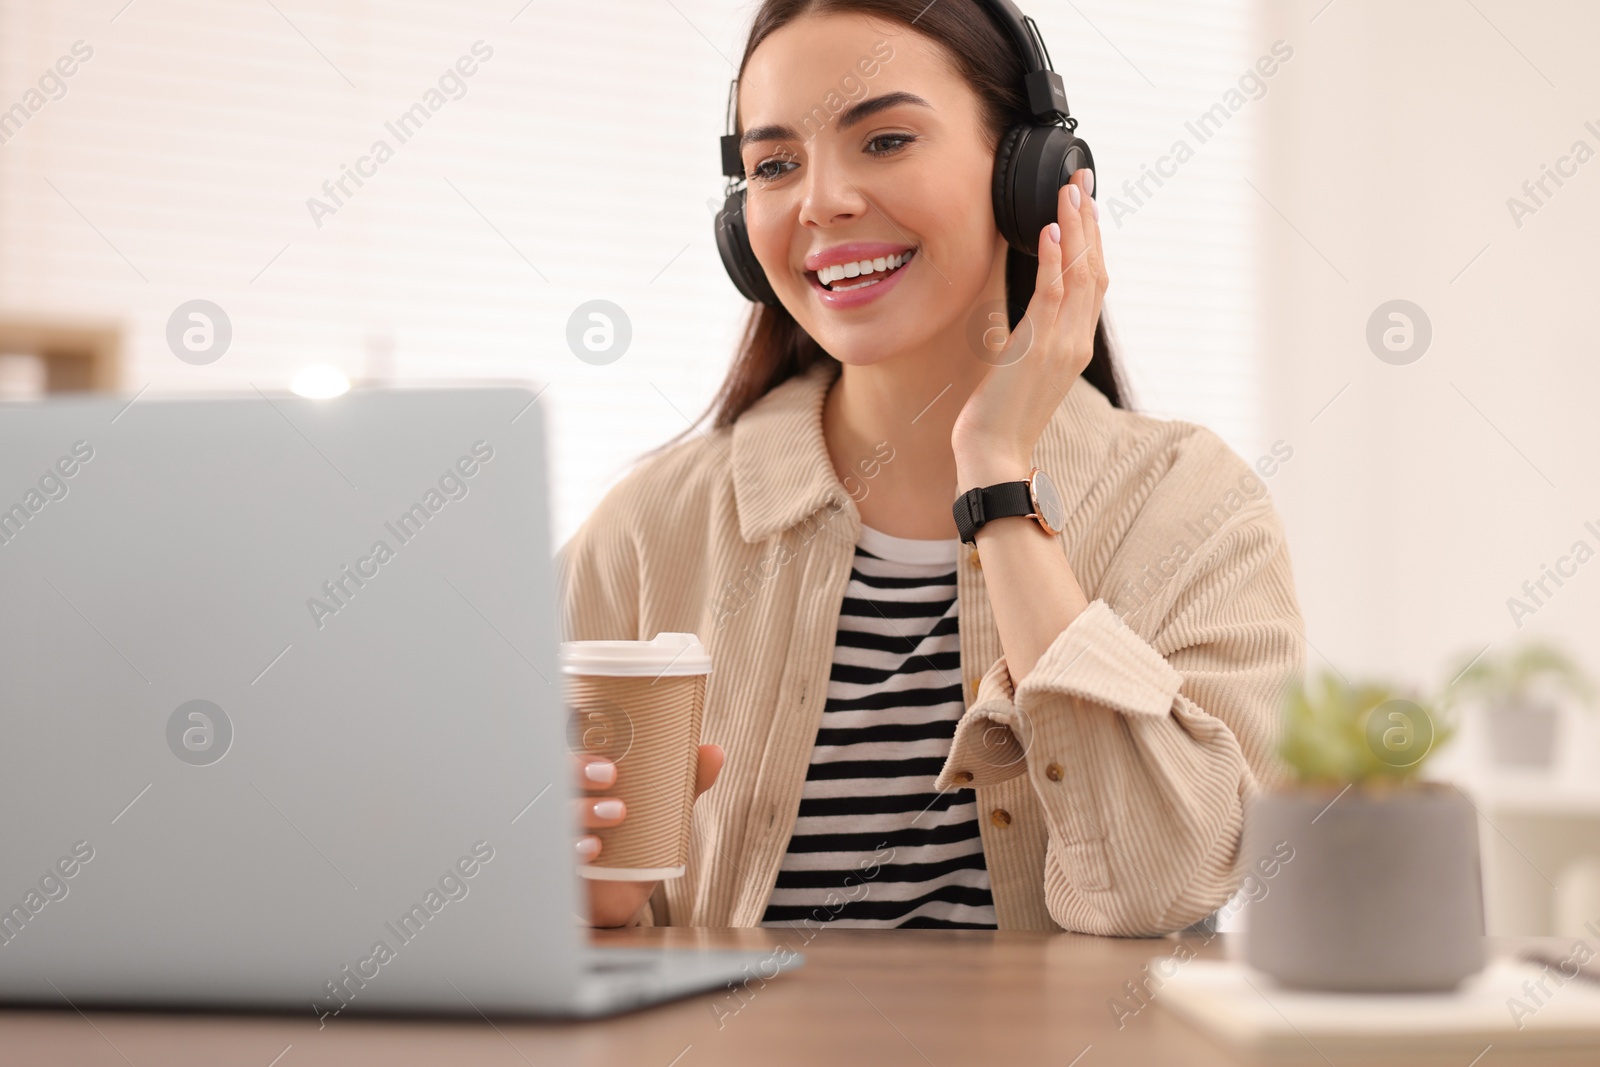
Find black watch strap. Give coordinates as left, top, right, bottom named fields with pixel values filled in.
left=952, top=481, right=1034, bottom=546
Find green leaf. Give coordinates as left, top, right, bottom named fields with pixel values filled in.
left=1278, top=670, right=1453, bottom=785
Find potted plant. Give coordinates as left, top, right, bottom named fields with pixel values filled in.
left=1240, top=671, right=1486, bottom=992
left=1440, top=641, right=1595, bottom=770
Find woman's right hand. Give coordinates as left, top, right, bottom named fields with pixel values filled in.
left=575, top=744, right=725, bottom=928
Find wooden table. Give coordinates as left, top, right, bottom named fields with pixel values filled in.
left=2, top=929, right=1592, bottom=1065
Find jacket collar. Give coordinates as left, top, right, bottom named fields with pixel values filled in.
left=729, top=357, right=1120, bottom=544
left=730, top=360, right=846, bottom=544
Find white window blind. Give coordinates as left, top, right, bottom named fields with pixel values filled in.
left=0, top=0, right=1263, bottom=548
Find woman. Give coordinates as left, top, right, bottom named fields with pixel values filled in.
left=559, top=0, right=1304, bottom=934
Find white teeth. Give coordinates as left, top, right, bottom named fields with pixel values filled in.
left=832, top=276, right=882, bottom=292
left=817, top=250, right=913, bottom=288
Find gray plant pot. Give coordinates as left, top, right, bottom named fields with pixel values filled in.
left=1241, top=783, right=1485, bottom=992
left=1484, top=699, right=1560, bottom=769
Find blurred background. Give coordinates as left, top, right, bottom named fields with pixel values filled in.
left=1, top=0, right=1596, bottom=936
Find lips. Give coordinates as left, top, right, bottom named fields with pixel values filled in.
left=803, top=241, right=916, bottom=274
left=800, top=254, right=915, bottom=308
left=800, top=241, right=919, bottom=310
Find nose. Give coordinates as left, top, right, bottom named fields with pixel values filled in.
left=796, top=147, right=870, bottom=229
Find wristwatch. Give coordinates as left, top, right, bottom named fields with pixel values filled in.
left=952, top=466, right=1066, bottom=546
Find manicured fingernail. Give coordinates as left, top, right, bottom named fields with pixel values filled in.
left=576, top=837, right=601, bottom=860
left=1047, top=222, right=1061, bottom=244
left=593, top=799, right=624, bottom=820
left=1068, top=184, right=1081, bottom=209
left=1090, top=197, right=1099, bottom=222
left=583, top=761, right=614, bottom=785
left=1082, top=169, right=1095, bottom=197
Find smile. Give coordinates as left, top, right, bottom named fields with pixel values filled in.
left=804, top=247, right=918, bottom=309
left=812, top=249, right=916, bottom=291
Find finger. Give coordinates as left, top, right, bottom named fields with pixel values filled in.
left=574, top=795, right=626, bottom=829
left=1060, top=171, right=1104, bottom=377
left=694, top=743, right=725, bottom=797
left=1028, top=184, right=1083, bottom=338
left=1054, top=180, right=1091, bottom=293
left=577, top=835, right=601, bottom=863
left=1074, top=168, right=1108, bottom=298
left=1032, top=209, right=1063, bottom=311
left=574, top=754, right=616, bottom=792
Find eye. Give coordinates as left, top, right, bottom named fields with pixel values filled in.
left=751, top=158, right=795, bottom=183
left=749, top=147, right=800, bottom=184
left=867, top=133, right=916, bottom=155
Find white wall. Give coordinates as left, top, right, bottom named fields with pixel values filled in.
left=1258, top=0, right=1599, bottom=709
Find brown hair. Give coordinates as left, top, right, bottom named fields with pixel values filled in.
left=652, top=0, right=1127, bottom=456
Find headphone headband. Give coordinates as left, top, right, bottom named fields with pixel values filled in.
left=719, top=0, right=1073, bottom=181
left=978, top=0, right=1073, bottom=125
left=719, top=79, right=742, bottom=181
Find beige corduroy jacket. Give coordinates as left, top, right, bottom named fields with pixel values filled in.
left=556, top=359, right=1305, bottom=936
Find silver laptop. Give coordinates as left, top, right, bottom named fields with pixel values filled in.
left=0, top=385, right=798, bottom=1018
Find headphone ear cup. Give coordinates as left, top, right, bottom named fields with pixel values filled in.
left=990, top=124, right=1029, bottom=253
left=714, top=189, right=780, bottom=307
left=992, top=123, right=1096, bottom=257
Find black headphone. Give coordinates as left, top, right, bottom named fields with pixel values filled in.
left=713, top=0, right=1094, bottom=307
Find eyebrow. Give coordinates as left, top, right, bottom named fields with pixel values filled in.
left=739, top=91, right=933, bottom=150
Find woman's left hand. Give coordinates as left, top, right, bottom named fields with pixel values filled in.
left=951, top=168, right=1107, bottom=485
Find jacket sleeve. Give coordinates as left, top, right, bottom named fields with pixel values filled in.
left=934, top=502, right=1303, bottom=936
left=554, top=492, right=665, bottom=928
left=554, top=489, right=641, bottom=646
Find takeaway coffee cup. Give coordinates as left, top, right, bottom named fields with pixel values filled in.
left=560, top=632, right=711, bottom=880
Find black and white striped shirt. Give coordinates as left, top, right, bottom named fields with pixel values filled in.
left=760, top=524, right=998, bottom=929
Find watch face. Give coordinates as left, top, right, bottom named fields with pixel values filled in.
left=1029, top=469, right=1066, bottom=535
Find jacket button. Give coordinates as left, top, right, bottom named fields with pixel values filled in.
left=990, top=808, right=1012, bottom=827
left=953, top=770, right=974, bottom=784
left=1045, top=762, right=1064, bottom=782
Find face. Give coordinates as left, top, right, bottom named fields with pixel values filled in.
left=737, top=12, right=1009, bottom=370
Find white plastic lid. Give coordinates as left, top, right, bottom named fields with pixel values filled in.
left=558, top=632, right=712, bottom=677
